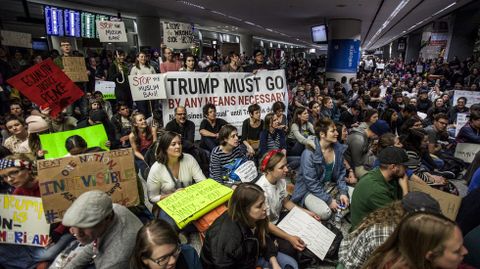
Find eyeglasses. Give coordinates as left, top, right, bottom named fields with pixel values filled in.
left=0, top=169, right=22, bottom=179
left=149, top=245, right=181, bottom=266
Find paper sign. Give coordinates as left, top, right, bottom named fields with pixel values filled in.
left=455, top=113, right=468, bottom=137
left=454, top=143, right=480, bottom=163
left=96, top=21, right=127, bottom=42
left=7, top=58, right=84, bottom=117
left=418, top=112, right=427, bottom=120
left=157, top=179, right=233, bottom=228
left=128, top=74, right=166, bottom=101
left=0, top=30, right=32, bottom=48
left=95, top=81, right=116, bottom=100
left=163, top=21, right=194, bottom=49
left=278, top=207, right=336, bottom=260
left=235, top=161, right=258, bottom=182
left=453, top=90, right=480, bottom=108
left=39, top=125, right=109, bottom=159
left=416, top=65, right=424, bottom=73
left=0, top=195, right=50, bottom=247
left=408, top=181, right=462, bottom=220
left=62, top=57, right=88, bottom=82
left=37, top=149, right=139, bottom=223
left=376, top=63, right=385, bottom=69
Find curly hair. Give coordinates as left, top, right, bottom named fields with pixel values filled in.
left=352, top=201, right=405, bottom=237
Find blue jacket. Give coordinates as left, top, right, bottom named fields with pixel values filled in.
left=258, top=129, right=286, bottom=158
left=456, top=122, right=480, bottom=144
left=291, top=138, right=348, bottom=206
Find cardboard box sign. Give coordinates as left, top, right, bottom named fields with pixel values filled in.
left=36, top=149, right=139, bottom=224
left=408, top=181, right=462, bottom=221
left=62, top=57, right=88, bottom=82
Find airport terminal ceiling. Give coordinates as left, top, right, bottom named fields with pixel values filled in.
left=1, top=0, right=475, bottom=49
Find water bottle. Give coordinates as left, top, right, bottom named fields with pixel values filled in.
left=334, top=204, right=346, bottom=228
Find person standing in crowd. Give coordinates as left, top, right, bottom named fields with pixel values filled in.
left=160, top=48, right=182, bottom=73
left=291, top=118, right=349, bottom=220
left=362, top=212, right=468, bottom=269
left=199, top=104, right=228, bottom=152
left=201, top=183, right=297, bottom=269
left=221, top=51, right=244, bottom=72
left=86, top=56, right=106, bottom=92
left=179, top=54, right=197, bottom=71
left=242, top=104, right=263, bottom=157
left=245, top=50, right=271, bottom=73
left=9, top=102, right=24, bottom=119
left=108, top=50, right=132, bottom=108
left=130, top=51, right=156, bottom=116
left=130, top=219, right=202, bottom=269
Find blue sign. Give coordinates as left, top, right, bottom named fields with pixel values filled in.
left=64, top=9, right=81, bottom=37
left=44, top=6, right=64, bottom=36
left=326, top=39, right=360, bottom=73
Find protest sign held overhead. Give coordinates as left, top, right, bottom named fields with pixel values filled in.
left=158, top=179, right=233, bottom=229
left=161, top=70, right=288, bottom=139
left=96, top=21, right=127, bottom=42
left=163, top=21, right=194, bottom=49
left=62, top=57, right=89, bottom=82
left=36, top=149, right=139, bottom=223
left=7, top=58, right=84, bottom=117
left=0, top=30, right=32, bottom=48
left=0, top=195, right=50, bottom=247
left=95, top=81, right=116, bottom=100
left=128, top=74, right=166, bottom=101
left=39, top=125, right=109, bottom=159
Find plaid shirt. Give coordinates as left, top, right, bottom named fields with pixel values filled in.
left=339, top=223, right=396, bottom=269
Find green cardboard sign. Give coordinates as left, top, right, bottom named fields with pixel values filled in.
left=39, top=125, right=109, bottom=159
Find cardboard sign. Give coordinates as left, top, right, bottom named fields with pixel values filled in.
left=0, top=195, right=50, bottom=247
left=7, top=58, right=84, bottom=117
left=62, top=57, right=88, bottom=82
left=0, top=30, right=32, bottom=48
left=163, top=21, right=194, bottom=49
left=161, top=70, right=289, bottom=140
left=408, top=181, right=462, bottom=220
left=37, top=149, right=139, bottom=223
left=95, top=81, right=116, bottom=100
left=39, top=125, right=109, bottom=159
left=453, top=90, right=480, bottom=108
left=454, top=143, right=480, bottom=163
left=455, top=113, right=468, bottom=137
left=157, top=179, right=233, bottom=228
left=96, top=21, right=127, bottom=42
left=128, top=74, right=166, bottom=101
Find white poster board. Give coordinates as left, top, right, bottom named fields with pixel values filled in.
left=95, top=81, right=116, bottom=100
left=96, top=21, right=127, bottom=42
left=455, top=113, right=468, bottom=137
left=454, top=143, right=480, bottom=163
left=161, top=70, right=288, bottom=140
left=128, top=74, right=166, bottom=101
left=453, top=90, right=480, bottom=108
left=163, top=21, right=194, bottom=49
left=0, top=30, right=32, bottom=48
left=0, top=195, right=50, bottom=247
left=235, top=161, right=258, bottom=182
left=278, top=207, right=336, bottom=260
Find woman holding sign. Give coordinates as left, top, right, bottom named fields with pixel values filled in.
left=130, top=51, right=156, bottom=117
left=201, top=183, right=298, bottom=269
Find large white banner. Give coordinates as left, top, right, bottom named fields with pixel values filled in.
left=96, top=21, right=127, bottom=42
left=161, top=70, right=288, bottom=140
left=163, top=21, right=194, bottom=49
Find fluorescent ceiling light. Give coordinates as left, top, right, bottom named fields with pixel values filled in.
left=367, top=0, right=410, bottom=47
left=244, top=21, right=255, bottom=26
left=211, top=10, right=226, bottom=16
left=432, top=2, right=456, bottom=17
left=177, top=1, right=205, bottom=9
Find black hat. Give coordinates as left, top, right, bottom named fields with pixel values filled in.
left=378, top=146, right=417, bottom=166
left=401, top=192, right=441, bottom=214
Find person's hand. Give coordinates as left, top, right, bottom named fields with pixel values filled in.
left=431, top=175, right=447, bottom=185
left=37, top=150, right=48, bottom=157
left=281, top=149, right=287, bottom=156
left=246, top=146, right=255, bottom=157
left=40, top=106, right=51, bottom=115
left=399, top=174, right=409, bottom=194
left=329, top=199, right=339, bottom=212
left=288, top=235, right=306, bottom=251
left=339, top=195, right=350, bottom=208
left=120, top=135, right=129, bottom=143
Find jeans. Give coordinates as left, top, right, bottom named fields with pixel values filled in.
left=257, top=252, right=298, bottom=269
left=0, top=244, right=46, bottom=269
left=39, top=234, right=76, bottom=262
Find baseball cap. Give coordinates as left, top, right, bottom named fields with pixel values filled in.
left=378, top=146, right=417, bottom=166
left=62, top=190, right=113, bottom=228
left=402, top=192, right=441, bottom=214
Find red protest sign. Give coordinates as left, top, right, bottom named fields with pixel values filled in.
left=7, top=58, right=84, bottom=116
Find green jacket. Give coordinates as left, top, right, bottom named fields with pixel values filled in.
left=350, top=168, right=402, bottom=230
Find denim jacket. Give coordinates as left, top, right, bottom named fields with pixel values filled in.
left=291, top=137, right=348, bottom=206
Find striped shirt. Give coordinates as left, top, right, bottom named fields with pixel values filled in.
left=209, top=145, right=246, bottom=182
left=266, top=131, right=281, bottom=151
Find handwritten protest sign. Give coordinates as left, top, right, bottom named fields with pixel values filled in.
left=7, top=58, right=84, bottom=116
left=454, top=143, right=480, bottom=163
left=0, top=30, right=32, bottom=48
left=39, top=125, right=109, bottom=159
left=409, top=181, right=462, bottom=220
left=37, top=149, right=139, bottom=223
left=128, top=74, right=166, bottom=101
left=455, top=113, right=468, bottom=136
left=278, top=207, right=336, bottom=260
left=0, top=195, right=50, bottom=247
left=158, top=179, right=233, bottom=229
left=62, top=57, right=88, bottom=82
left=235, top=161, right=258, bottom=182
left=95, top=81, right=116, bottom=100
left=96, top=21, right=127, bottom=42
left=453, top=90, right=480, bottom=108
left=163, top=21, right=194, bottom=49
left=161, top=70, right=288, bottom=139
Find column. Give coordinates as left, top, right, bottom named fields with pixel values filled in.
left=239, top=33, right=253, bottom=58
left=136, top=16, right=162, bottom=49
left=326, top=19, right=361, bottom=82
